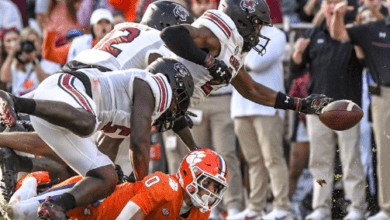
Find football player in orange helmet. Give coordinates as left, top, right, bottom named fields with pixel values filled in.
left=5, top=149, right=228, bottom=220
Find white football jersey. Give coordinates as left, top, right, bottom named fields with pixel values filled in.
left=171, top=9, right=247, bottom=107
left=73, top=22, right=171, bottom=71
left=79, top=68, right=172, bottom=138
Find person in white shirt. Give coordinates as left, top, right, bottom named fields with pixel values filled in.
left=0, top=27, right=60, bottom=97
left=228, top=26, right=292, bottom=220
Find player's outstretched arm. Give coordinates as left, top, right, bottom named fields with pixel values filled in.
left=232, top=68, right=333, bottom=115
left=130, top=79, right=155, bottom=181
left=116, top=201, right=146, bottom=220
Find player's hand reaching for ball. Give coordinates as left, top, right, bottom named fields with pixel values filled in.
left=298, top=94, right=334, bottom=115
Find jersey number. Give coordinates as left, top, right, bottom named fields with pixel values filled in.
left=94, top=27, right=141, bottom=57
left=145, top=176, right=160, bottom=188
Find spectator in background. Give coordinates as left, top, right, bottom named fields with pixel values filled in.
left=355, top=0, right=388, bottom=24
left=0, top=27, right=20, bottom=91
left=331, top=0, right=390, bottom=219
left=108, top=0, right=140, bottom=22
left=112, top=11, right=127, bottom=25
left=290, top=0, right=367, bottom=219
left=44, top=0, right=85, bottom=45
left=287, top=73, right=310, bottom=200
left=0, top=0, right=23, bottom=31
left=77, top=0, right=117, bottom=29
left=0, top=27, right=60, bottom=97
left=266, top=0, right=284, bottom=24
left=43, top=8, right=114, bottom=65
left=35, top=0, right=50, bottom=33
left=228, top=26, right=291, bottom=220
left=191, top=0, right=217, bottom=17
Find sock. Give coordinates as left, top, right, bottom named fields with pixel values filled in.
left=52, top=193, right=76, bottom=212
left=18, top=156, right=33, bottom=173
left=13, top=96, right=36, bottom=114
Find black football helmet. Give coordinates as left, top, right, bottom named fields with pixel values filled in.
left=147, top=57, right=194, bottom=132
left=141, top=0, right=195, bottom=31
left=219, top=0, right=272, bottom=54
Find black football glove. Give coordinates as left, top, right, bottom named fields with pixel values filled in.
left=298, top=94, right=334, bottom=115
left=203, top=54, right=232, bottom=85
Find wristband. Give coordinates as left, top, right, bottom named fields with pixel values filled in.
left=274, top=92, right=299, bottom=111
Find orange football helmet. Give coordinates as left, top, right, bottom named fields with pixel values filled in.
left=177, top=149, right=229, bottom=212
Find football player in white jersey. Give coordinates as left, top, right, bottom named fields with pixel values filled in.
left=160, top=0, right=333, bottom=113
left=0, top=57, right=194, bottom=220
left=0, top=0, right=198, bottom=203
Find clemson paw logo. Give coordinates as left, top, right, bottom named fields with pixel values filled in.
left=186, top=151, right=206, bottom=166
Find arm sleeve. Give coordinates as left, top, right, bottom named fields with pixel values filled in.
left=42, top=31, right=71, bottom=65
left=160, top=25, right=208, bottom=66
left=346, top=24, right=367, bottom=46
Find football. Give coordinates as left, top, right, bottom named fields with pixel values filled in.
left=319, top=100, right=363, bottom=131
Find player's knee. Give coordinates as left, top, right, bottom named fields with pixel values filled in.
left=74, top=115, right=96, bottom=136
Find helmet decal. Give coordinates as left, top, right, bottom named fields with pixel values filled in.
left=240, top=0, right=259, bottom=13
left=173, top=5, right=190, bottom=21
left=186, top=151, right=207, bottom=167
left=174, top=63, right=191, bottom=78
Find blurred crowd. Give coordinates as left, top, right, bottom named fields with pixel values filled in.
left=0, top=0, right=388, bottom=220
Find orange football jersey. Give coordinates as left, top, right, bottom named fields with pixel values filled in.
left=64, top=172, right=210, bottom=220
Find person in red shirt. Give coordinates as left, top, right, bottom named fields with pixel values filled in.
left=4, top=149, right=229, bottom=220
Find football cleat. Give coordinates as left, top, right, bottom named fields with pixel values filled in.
left=0, top=147, right=21, bottom=201
left=0, top=90, right=17, bottom=127
left=38, top=197, right=69, bottom=220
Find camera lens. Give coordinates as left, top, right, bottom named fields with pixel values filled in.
left=20, top=40, right=35, bottom=54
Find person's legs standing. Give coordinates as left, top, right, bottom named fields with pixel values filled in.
left=253, top=113, right=290, bottom=212
left=306, top=115, right=336, bottom=218
left=234, top=116, right=268, bottom=213
left=371, top=87, right=390, bottom=217
left=210, top=95, right=244, bottom=213
left=337, top=124, right=366, bottom=217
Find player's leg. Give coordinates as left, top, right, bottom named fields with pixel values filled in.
left=0, top=74, right=96, bottom=137
left=31, top=116, right=117, bottom=218
left=0, top=132, right=63, bottom=162
left=6, top=175, right=80, bottom=220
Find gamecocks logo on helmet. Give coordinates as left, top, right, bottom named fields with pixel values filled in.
left=173, top=5, right=190, bottom=21
left=174, top=63, right=190, bottom=77
left=240, top=0, right=259, bottom=13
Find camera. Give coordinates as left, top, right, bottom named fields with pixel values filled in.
left=19, top=40, right=35, bottom=54
left=15, top=40, right=36, bottom=64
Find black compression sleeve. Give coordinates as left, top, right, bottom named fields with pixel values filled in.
left=172, top=116, right=188, bottom=133
left=160, top=25, right=208, bottom=66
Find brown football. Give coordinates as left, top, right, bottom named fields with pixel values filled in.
left=319, top=100, right=363, bottom=131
